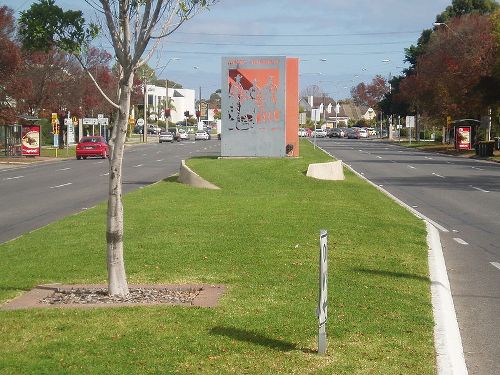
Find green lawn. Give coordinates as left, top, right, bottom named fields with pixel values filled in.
left=0, top=140, right=435, bottom=374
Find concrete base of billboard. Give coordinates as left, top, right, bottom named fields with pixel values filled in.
left=178, top=160, right=220, bottom=190
left=306, top=160, right=345, bottom=181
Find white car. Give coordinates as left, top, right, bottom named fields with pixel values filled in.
left=195, top=131, right=209, bottom=140
left=178, top=131, right=189, bottom=141
left=159, top=131, right=174, bottom=143
left=298, top=128, right=308, bottom=137
left=313, top=129, right=327, bottom=138
left=358, top=128, right=369, bottom=138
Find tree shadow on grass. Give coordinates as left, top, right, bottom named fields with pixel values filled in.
left=210, top=326, right=315, bottom=353
left=353, top=268, right=430, bottom=283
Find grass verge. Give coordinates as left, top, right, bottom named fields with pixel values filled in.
left=0, top=140, right=434, bottom=374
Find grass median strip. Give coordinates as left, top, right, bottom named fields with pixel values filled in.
left=0, top=140, right=434, bottom=374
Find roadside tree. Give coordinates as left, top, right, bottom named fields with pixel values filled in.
left=19, top=0, right=217, bottom=296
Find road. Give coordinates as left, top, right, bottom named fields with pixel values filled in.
left=0, top=139, right=220, bottom=244
left=316, top=137, right=500, bottom=375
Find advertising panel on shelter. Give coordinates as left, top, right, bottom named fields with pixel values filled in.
left=221, top=56, right=287, bottom=157
left=21, top=125, right=40, bottom=156
left=456, top=126, right=471, bottom=150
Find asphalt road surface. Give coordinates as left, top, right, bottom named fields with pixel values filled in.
left=0, top=139, right=220, bottom=244
left=316, top=137, right=500, bottom=375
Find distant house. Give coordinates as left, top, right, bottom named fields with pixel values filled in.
left=299, top=95, right=375, bottom=127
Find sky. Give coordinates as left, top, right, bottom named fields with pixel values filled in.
left=5, top=0, right=451, bottom=99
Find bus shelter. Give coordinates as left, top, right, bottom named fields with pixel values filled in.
left=0, top=124, right=22, bottom=157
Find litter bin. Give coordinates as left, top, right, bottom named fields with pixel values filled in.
left=477, top=141, right=495, bottom=157
left=494, top=137, right=500, bottom=151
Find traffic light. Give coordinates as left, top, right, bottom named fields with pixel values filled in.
left=165, top=108, right=171, bottom=117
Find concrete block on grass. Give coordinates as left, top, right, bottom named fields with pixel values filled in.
left=306, top=160, right=345, bottom=181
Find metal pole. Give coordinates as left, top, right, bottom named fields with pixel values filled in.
left=143, top=79, right=148, bottom=143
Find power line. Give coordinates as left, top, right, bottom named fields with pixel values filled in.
left=165, top=40, right=413, bottom=47
left=176, top=30, right=422, bottom=37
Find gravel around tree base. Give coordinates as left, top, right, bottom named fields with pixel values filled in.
left=40, top=287, right=202, bottom=305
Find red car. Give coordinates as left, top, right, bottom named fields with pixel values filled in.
left=76, top=136, right=109, bottom=159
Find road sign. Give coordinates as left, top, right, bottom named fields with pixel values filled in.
left=83, top=118, right=98, bottom=125
left=318, top=230, right=328, bottom=355
left=98, top=117, right=109, bottom=126
left=405, top=116, right=415, bottom=128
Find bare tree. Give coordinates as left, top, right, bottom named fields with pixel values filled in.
left=19, top=0, right=217, bottom=296
left=300, top=84, right=326, bottom=98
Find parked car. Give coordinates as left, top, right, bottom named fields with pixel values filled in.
left=159, top=131, right=174, bottom=143
left=76, top=136, right=109, bottom=159
left=327, top=128, right=344, bottom=138
left=195, top=131, right=210, bottom=140
left=366, top=127, right=377, bottom=136
left=346, top=128, right=360, bottom=139
left=298, top=128, right=308, bottom=137
left=358, top=128, right=369, bottom=138
left=147, top=124, right=161, bottom=134
left=313, top=128, right=327, bottom=138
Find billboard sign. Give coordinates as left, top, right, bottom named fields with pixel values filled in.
left=221, top=56, right=286, bottom=157
left=456, top=126, right=471, bottom=150
left=21, top=125, right=41, bottom=156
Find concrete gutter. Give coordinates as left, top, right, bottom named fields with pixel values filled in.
left=317, top=144, right=467, bottom=374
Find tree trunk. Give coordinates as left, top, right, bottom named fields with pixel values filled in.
left=106, top=73, right=133, bottom=296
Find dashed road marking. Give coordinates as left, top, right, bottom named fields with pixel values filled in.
left=3, top=175, right=24, bottom=181
left=490, top=262, right=500, bottom=271
left=57, top=167, right=71, bottom=171
left=432, top=172, right=445, bottom=178
left=453, top=238, right=468, bottom=245
left=133, top=164, right=143, bottom=168
left=50, top=182, right=72, bottom=189
left=408, top=165, right=416, bottom=169
left=471, top=186, right=490, bottom=193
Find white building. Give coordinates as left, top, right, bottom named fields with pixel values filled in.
left=144, top=84, right=196, bottom=124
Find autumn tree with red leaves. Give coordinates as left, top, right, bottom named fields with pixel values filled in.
left=398, top=14, right=497, bottom=120
left=351, top=75, right=389, bottom=108
left=0, top=6, right=22, bottom=125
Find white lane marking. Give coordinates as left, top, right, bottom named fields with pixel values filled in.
left=425, top=156, right=433, bottom=160
left=57, top=167, right=71, bottom=171
left=490, top=262, right=500, bottom=271
left=50, top=182, right=72, bottom=189
left=408, top=165, right=416, bottom=169
left=432, top=173, right=445, bottom=178
left=378, top=184, right=384, bottom=187
left=412, top=205, right=418, bottom=208
left=99, top=172, right=109, bottom=176
left=471, top=166, right=483, bottom=171
left=3, top=175, right=24, bottom=181
left=376, top=156, right=382, bottom=159
left=94, top=161, right=104, bottom=164
left=133, top=164, right=143, bottom=168
left=471, top=186, right=490, bottom=193
left=452, top=229, right=459, bottom=233
left=446, top=161, right=454, bottom=164
left=453, top=238, right=468, bottom=245
left=156, top=159, right=163, bottom=162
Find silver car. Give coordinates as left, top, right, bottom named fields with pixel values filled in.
left=159, top=131, right=174, bottom=143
